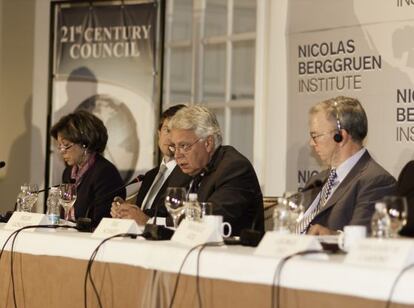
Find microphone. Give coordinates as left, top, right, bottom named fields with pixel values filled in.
left=91, top=174, right=144, bottom=206
left=77, top=174, right=145, bottom=232
left=142, top=187, right=176, bottom=240
left=239, top=179, right=324, bottom=247
left=37, top=179, right=76, bottom=194
left=286, top=180, right=323, bottom=203
left=38, top=184, right=60, bottom=193
left=0, top=161, right=5, bottom=169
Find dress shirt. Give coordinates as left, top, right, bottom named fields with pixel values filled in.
left=140, top=159, right=177, bottom=210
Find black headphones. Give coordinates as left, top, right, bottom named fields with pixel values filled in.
left=332, top=101, right=343, bottom=143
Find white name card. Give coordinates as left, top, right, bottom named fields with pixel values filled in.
left=254, top=232, right=327, bottom=260
left=92, top=218, right=142, bottom=239
left=4, top=212, right=49, bottom=231
left=171, top=220, right=219, bottom=247
left=344, top=238, right=414, bottom=269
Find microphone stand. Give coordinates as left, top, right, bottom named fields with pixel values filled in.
left=142, top=200, right=175, bottom=240
left=77, top=175, right=145, bottom=232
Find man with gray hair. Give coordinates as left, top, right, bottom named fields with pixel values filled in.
left=168, top=105, right=264, bottom=236
left=298, top=96, right=396, bottom=235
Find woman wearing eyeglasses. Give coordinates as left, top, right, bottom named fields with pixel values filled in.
left=51, top=110, right=125, bottom=228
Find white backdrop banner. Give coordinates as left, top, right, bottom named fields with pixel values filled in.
left=287, top=0, right=414, bottom=189
left=50, top=1, right=159, bottom=188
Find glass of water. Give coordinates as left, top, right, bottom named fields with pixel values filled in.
left=59, top=183, right=77, bottom=222
left=383, top=196, right=408, bottom=237
left=164, top=187, right=186, bottom=228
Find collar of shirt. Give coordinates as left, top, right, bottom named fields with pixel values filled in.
left=332, top=147, right=366, bottom=186
left=162, top=158, right=177, bottom=172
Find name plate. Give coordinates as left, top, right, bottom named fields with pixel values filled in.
left=92, top=218, right=141, bottom=239
left=4, top=212, right=49, bottom=231
left=254, top=232, right=327, bottom=260
left=344, top=238, right=414, bottom=269
left=171, top=220, right=218, bottom=247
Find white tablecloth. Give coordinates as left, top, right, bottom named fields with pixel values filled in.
left=0, top=224, right=413, bottom=305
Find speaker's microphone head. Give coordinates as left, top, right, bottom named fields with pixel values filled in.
left=312, top=180, right=323, bottom=189
left=0, top=161, right=5, bottom=169
left=129, top=174, right=145, bottom=185
left=137, top=174, right=145, bottom=182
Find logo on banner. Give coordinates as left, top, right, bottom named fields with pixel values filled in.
left=396, top=89, right=414, bottom=142
left=60, top=25, right=152, bottom=59
left=298, top=169, right=319, bottom=187
left=397, top=0, right=414, bottom=7
left=297, top=39, right=382, bottom=93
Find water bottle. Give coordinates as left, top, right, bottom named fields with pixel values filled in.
left=46, top=187, right=61, bottom=225
left=16, top=184, right=29, bottom=212
left=371, top=202, right=391, bottom=238
left=185, top=193, right=202, bottom=222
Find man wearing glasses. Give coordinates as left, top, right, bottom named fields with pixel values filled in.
left=168, top=105, right=264, bottom=236
left=111, top=105, right=191, bottom=225
left=297, top=96, right=396, bottom=235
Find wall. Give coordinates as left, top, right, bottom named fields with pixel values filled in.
left=0, top=0, right=289, bottom=215
left=0, top=0, right=36, bottom=212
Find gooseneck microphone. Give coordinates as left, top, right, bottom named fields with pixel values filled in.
left=77, top=174, right=145, bottom=232
left=239, top=179, right=324, bottom=247
left=89, top=174, right=145, bottom=207
left=0, top=161, right=5, bottom=169
left=142, top=190, right=175, bottom=240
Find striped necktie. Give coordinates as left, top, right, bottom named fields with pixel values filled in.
left=141, top=164, right=168, bottom=210
left=296, top=168, right=337, bottom=234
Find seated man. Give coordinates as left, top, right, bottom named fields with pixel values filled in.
left=111, top=105, right=191, bottom=224
left=297, top=96, right=396, bottom=235
left=168, top=105, right=264, bottom=236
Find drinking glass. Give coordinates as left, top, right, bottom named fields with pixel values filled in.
left=164, top=187, right=186, bottom=228
left=273, top=192, right=305, bottom=233
left=59, top=183, right=77, bottom=222
left=19, top=184, right=39, bottom=212
left=383, top=196, right=408, bottom=237
left=285, top=191, right=305, bottom=232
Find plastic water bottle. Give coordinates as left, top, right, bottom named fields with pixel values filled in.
left=185, top=193, right=202, bottom=222
left=46, top=187, right=61, bottom=225
left=371, top=202, right=391, bottom=238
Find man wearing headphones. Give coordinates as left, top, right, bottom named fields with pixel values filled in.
left=297, top=96, right=396, bottom=235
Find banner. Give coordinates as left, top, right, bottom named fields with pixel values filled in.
left=50, top=1, right=159, bottom=186
left=287, top=0, right=414, bottom=189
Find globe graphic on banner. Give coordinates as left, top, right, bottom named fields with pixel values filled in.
left=76, top=94, right=139, bottom=182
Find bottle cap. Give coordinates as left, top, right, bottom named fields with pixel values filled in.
left=375, top=202, right=386, bottom=211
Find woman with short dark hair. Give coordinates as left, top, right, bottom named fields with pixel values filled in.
left=51, top=110, right=125, bottom=228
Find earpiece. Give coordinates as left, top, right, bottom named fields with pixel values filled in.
left=332, top=102, right=343, bottom=143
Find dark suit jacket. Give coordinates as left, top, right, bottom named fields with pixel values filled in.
left=195, top=145, right=264, bottom=236
left=303, top=151, right=396, bottom=231
left=397, top=160, right=414, bottom=237
left=62, top=154, right=125, bottom=228
left=136, top=164, right=191, bottom=218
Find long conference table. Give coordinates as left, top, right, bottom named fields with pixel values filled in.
left=0, top=223, right=413, bottom=308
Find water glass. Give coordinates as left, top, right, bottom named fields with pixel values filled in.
left=273, top=192, right=304, bottom=233
left=59, top=183, right=77, bottom=222
left=17, top=184, right=39, bottom=212
left=383, top=196, right=408, bottom=237
left=164, top=187, right=186, bottom=228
